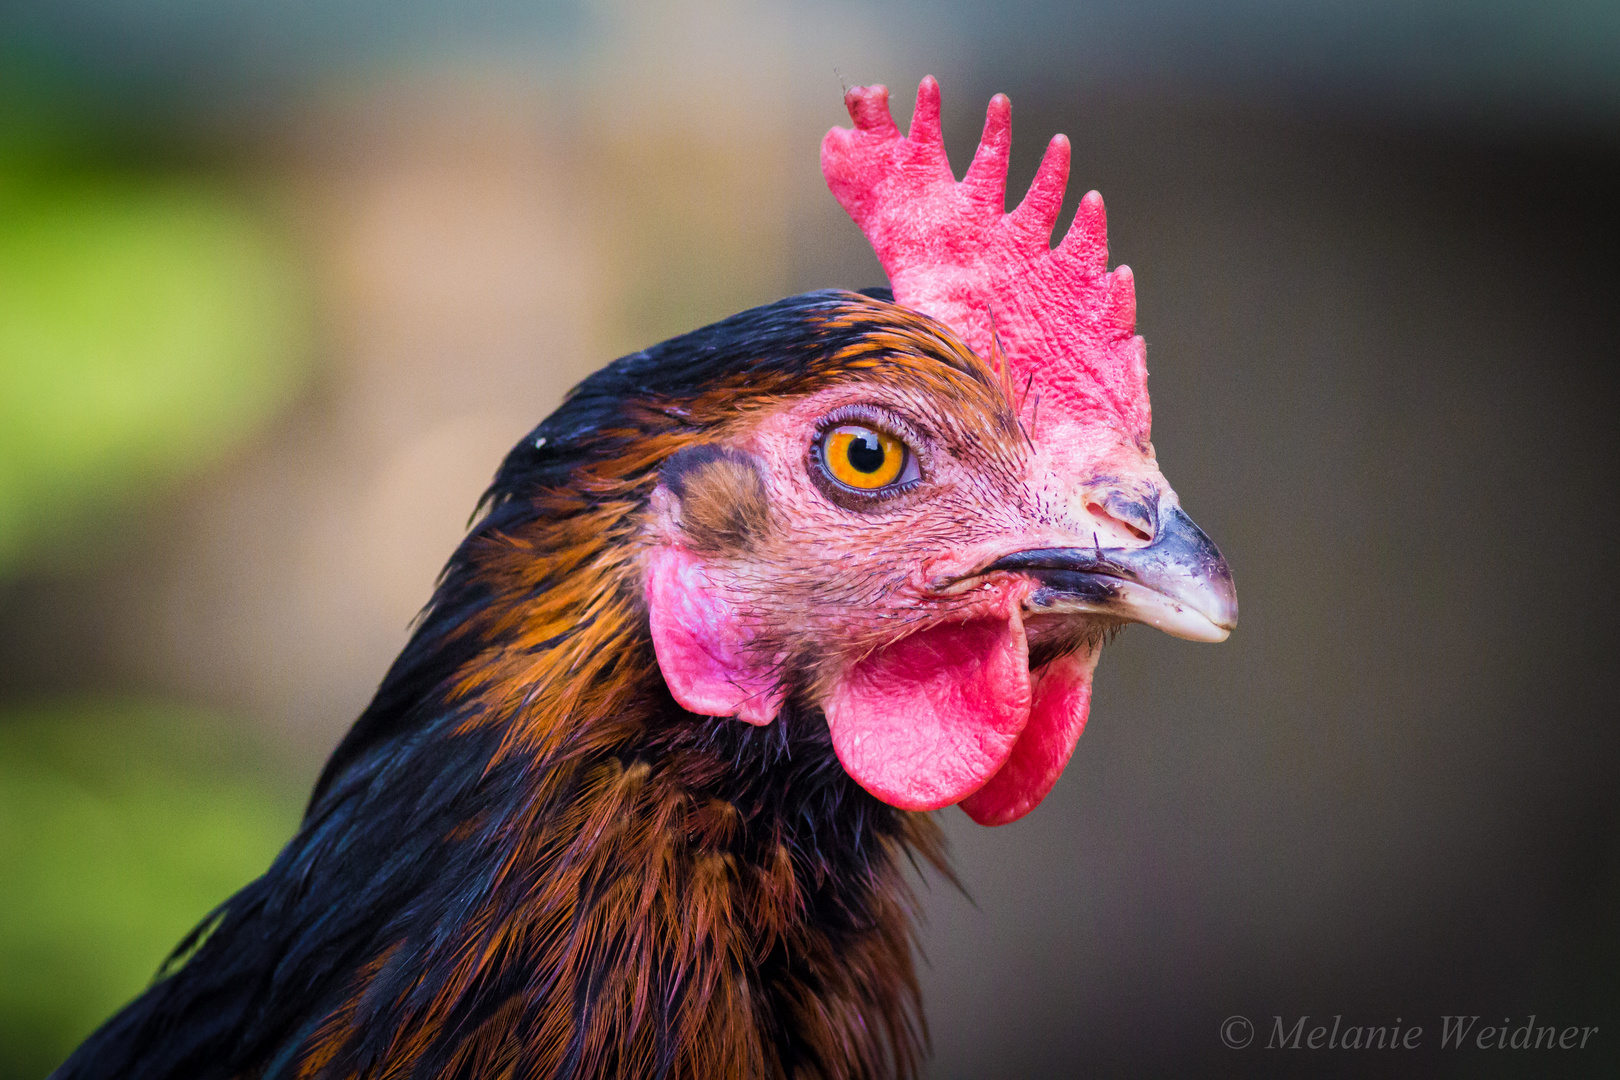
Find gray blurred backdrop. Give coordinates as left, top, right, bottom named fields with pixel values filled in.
left=1, top=1, right=1616, bottom=1077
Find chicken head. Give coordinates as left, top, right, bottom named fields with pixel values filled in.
left=645, top=79, right=1236, bottom=825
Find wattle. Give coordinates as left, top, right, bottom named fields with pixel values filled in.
left=959, top=647, right=1097, bottom=825
left=823, top=604, right=1032, bottom=811
left=823, top=587, right=1098, bottom=823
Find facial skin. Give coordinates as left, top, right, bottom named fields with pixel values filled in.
left=645, top=333, right=1235, bottom=825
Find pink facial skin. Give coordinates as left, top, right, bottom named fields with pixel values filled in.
left=642, top=374, right=1151, bottom=825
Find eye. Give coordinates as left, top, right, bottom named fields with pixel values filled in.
left=820, top=424, right=918, bottom=491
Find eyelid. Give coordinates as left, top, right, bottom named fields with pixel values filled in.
left=813, top=404, right=930, bottom=461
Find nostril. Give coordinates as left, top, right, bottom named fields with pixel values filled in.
left=1086, top=500, right=1153, bottom=544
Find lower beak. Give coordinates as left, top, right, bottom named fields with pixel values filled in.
left=984, top=507, right=1239, bottom=642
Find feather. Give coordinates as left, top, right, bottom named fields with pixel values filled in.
left=55, top=292, right=961, bottom=1080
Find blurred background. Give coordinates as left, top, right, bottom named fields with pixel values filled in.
left=1, top=0, right=1616, bottom=1076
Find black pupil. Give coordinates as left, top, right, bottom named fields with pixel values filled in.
left=846, top=433, right=887, bottom=474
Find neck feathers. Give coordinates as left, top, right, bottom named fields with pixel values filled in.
left=61, top=293, right=960, bottom=1080
left=295, top=417, right=947, bottom=1079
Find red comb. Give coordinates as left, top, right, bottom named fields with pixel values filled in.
left=822, top=76, right=1150, bottom=441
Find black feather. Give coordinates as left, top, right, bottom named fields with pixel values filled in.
left=52, top=290, right=923, bottom=1080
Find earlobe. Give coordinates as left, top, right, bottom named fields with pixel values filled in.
left=645, top=542, right=785, bottom=725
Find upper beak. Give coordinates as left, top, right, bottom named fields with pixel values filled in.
left=984, top=506, right=1238, bottom=642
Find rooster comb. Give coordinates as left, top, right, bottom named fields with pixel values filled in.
left=822, top=76, right=1152, bottom=442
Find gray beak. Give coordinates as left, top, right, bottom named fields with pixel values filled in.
left=984, top=507, right=1238, bottom=642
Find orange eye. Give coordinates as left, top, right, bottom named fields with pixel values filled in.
left=822, top=425, right=911, bottom=490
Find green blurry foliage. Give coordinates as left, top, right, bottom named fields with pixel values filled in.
left=0, top=698, right=305, bottom=1080
left=0, top=86, right=318, bottom=1076
left=0, top=146, right=312, bottom=573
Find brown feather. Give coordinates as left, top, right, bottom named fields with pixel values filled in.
left=296, top=299, right=984, bottom=1079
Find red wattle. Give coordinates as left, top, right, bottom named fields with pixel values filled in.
left=824, top=602, right=1032, bottom=812
left=959, top=648, right=1098, bottom=825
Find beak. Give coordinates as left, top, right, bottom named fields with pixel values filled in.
left=984, top=507, right=1238, bottom=642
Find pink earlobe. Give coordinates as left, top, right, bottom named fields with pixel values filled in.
left=823, top=598, right=1033, bottom=811
left=646, top=544, right=784, bottom=725
left=959, top=648, right=1098, bottom=825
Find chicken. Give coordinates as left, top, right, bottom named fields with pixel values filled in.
left=54, top=77, right=1235, bottom=1080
